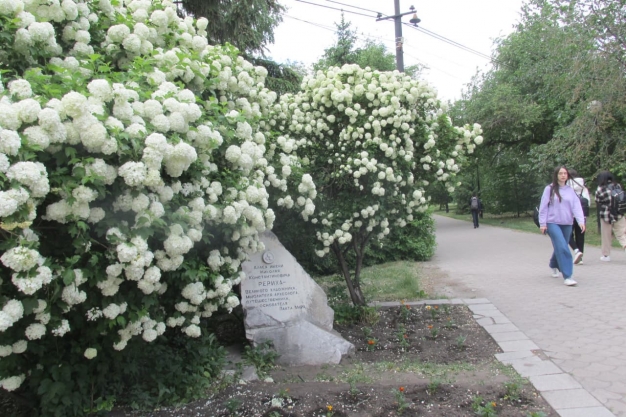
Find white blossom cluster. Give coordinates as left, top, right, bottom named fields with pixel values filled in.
left=0, top=0, right=318, bottom=394
left=268, top=64, right=482, bottom=255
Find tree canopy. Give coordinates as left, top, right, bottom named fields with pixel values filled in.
left=452, top=0, right=626, bottom=212
left=179, top=0, right=285, bottom=54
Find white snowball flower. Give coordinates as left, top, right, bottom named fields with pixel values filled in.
left=12, top=340, right=27, bottom=354
left=184, top=324, right=201, bottom=338
left=84, top=348, right=97, bottom=359
left=8, top=79, right=32, bottom=100
left=0, top=375, right=25, bottom=392
left=25, top=323, right=46, bottom=340
left=1, top=246, right=40, bottom=272
left=0, top=130, right=22, bottom=156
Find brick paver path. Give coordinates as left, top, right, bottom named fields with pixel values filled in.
left=431, top=215, right=626, bottom=416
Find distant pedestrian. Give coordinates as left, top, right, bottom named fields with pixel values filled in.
left=594, top=170, right=626, bottom=261
left=538, top=166, right=585, bottom=286
left=469, top=193, right=483, bottom=229
left=566, top=169, right=590, bottom=265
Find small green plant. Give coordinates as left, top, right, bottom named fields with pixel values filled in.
left=425, top=305, right=439, bottom=320
left=444, top=317, right=457, bottom=329
left=268, top=412, right=281, bottom=417
left=399, top=301, right=412, bottom=322
left=427, top=325, right=439, bottom=338
left=347, top=375, right=361, bottom=396
left=456, top=334, right=467, bottom=348
left=277, top=387, right=290, bottom=399
left=332, top=303, right=379, bottom=325
left=224, top=397, right=242, bottom=416
left=393, top=386, right=410, bottom=414
left=242, top=340, right=280, bottom=378
left=442, top=304, right=451, bottom=315
left=503, top=380, right=522, bottom=401
left=362, top=326, right=373, bottom=338
left=361, top=305, right=381, bottom=325
left=366, top=337, right=378, bottom=351
left=472, top=396, right=497, bottom=417
left=332, top=303, right=365, bottom=324
left=427, top=379, right=441, bottom=394
left=396, top=325, right=410, bottom=349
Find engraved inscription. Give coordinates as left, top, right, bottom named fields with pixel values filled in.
left=243, top=260, right=303, bottom=310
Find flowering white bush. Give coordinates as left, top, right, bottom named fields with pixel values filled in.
left=267, top=64, right=482, bottom=305
left=0, top=0, right=314, bottom=400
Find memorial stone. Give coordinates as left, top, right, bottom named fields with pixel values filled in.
left=241, top=231, right=354, bottom=366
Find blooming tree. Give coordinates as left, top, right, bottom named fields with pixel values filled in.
left=0, top=0, right=313, bottom=401
left=269, top=64, right=483, bottom=305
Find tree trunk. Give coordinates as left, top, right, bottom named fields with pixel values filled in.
left=331, top=241, right=366, bottom=306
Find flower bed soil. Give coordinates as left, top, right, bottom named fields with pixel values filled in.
left=125, top=304, right=558, bottom=417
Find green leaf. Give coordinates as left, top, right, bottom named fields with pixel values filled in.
left=21, top=298, right=39, bottom=315
left=116, top=316, right=126, bottom=327
left=62, top=269, right=76, bottom=286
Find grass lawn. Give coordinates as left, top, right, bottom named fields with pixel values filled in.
left=314, top=260, right=428, bottom=302
left=432, top=204, right=622, bottom=249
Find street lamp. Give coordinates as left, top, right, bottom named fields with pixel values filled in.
left=376, top=2, right=421, bottom=72
left=409, top=6, right=421, bottom=26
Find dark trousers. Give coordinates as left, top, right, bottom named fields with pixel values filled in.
left=568, top=219, right=585, bottom=253
left=471, top=210, right=479, bottom=228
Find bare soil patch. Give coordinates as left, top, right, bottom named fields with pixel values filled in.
left=131, top=303, right=557, bottom=417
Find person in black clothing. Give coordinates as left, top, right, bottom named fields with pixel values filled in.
left=469, top=194, right=483, bottom=228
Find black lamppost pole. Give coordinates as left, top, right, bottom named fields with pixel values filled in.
left=376, top=1, right=420, bottom=72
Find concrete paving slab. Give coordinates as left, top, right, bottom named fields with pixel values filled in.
left=490, top=331, right=529, bottom=342
left=463, top=298, right=490, bottom=304
left=482, top=323, right=519, bottom=333
left=543, top=389, right=603, bottom=409
left=468, top=304, right=498, bottom=312
left=511, top=357, right=563, bottom=377
left=498, top=340, right=540, bottom=352
left=495, top=350, right=536, bottom=363
left=530, top=373, right=582, bottom=391
left=557, top=408, right=616, bottom=417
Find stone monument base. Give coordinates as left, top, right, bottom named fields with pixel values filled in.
left=248, top=320, right=354, bottom=366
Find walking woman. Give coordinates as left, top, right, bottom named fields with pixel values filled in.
left=538, top=166, right=586, bottom=286
left=566, top=169, right=590, bottom=264
left=594, top=171, right=626, bottom=261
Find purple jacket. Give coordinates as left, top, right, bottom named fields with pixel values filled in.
left=538, top=184, right=585, bottom=227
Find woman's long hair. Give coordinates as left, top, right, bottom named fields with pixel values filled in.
left=550, top=165, right=570, bottom=203
left=597, top=170, right=614, bottom=187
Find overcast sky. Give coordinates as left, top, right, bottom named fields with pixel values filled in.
left=266, top=0, right=526, bottom=102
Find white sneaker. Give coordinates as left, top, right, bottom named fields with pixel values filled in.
left=551, top=268, right=560, bottom=278
left=573, top=251, right=583, bottom=265
left=564, top=278, right=577, bottom=286
left=579, top=260, right=584, bottom=265
left=600, top=256, right=611, bottom=262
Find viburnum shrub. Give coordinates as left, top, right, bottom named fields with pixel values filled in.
left=268, top=64, right=482, bottom=305
left=0, top=0, right=314, bottom=413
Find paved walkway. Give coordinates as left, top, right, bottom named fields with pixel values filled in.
left=429, top=215, right=626, bottom=416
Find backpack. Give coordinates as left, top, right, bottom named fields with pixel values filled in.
left=470, top=197, right=479, bottom=210
left=608, top=184, right=626, bottom=216
left=533, top=185, right=551, bottom=228
left=576, top=192, right=590, bottom=217
left=533, top=206, right=540, bottom=228
left=569, top=178, right=590, bottom=217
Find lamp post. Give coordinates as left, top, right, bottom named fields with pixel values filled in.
left=376, top=1, right=420, bottom=72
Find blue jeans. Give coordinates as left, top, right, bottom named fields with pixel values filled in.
left=471, top=210, right=479, bottom=227
left=547, top=223, right=574, bottom=279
